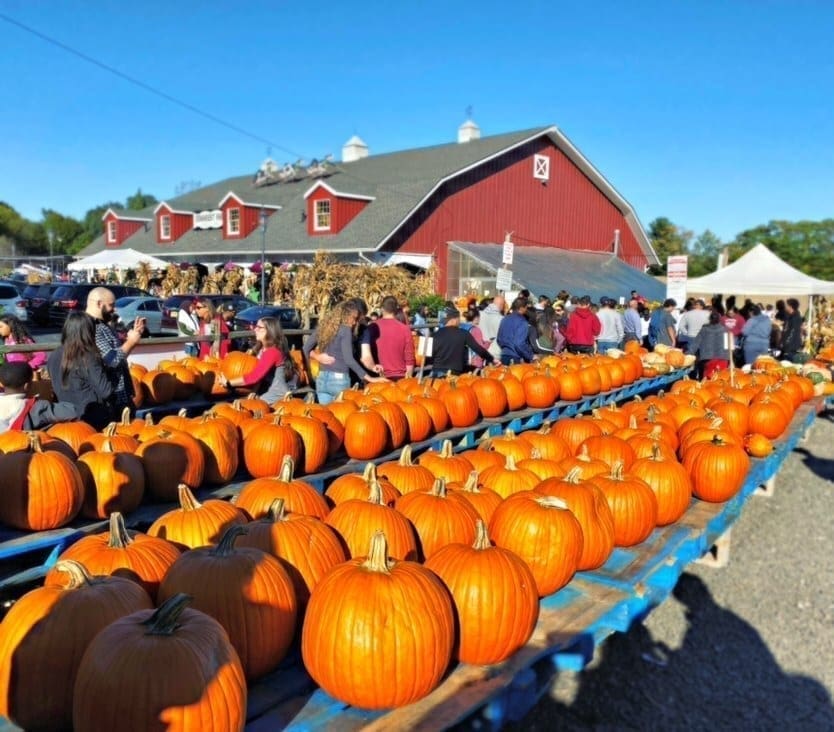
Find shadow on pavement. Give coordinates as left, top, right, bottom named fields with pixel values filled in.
left=510, top=573, right=834, bottom=731
left=793, top=446, right=834, bottom=482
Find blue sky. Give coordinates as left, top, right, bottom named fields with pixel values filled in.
left=1, top=0, right=832, bottom=243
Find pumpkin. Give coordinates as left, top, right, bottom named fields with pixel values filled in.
left=470, top=376, right=509, bottom=418
left=577, top=434, right=637, bottom=470
left=395, top=478, right=480, bottom=560
left=440, top=379, right=480, bottom=427
left=141, top=368, right=178, bottom=404
left=220, top=351, right=258, bottom=381
left=72, top=593, right=247, bottom=732
left=518, top=422, right=572, bottom=461
left=682, top=435, right=750, bottom=503
left=136, top=429, right=206, bottom=502
left=630, top=446, right=693, bottom=526
left=325, top=477, right=418, bottom=560
left=522, top=369, right=560, bottom=409
left=325, top=462, right=400, bottom=506
left=0, top=560, right=152, bottom=731
left=274, top=409, right=329, bottom=474
left=45, top=512, right=181, bottom=601
left=242, top=416, right=304, bottom=478
left=592, top=463, right=658, bottom=546
left=551, top=417, right=603, bottom=454
left=377, top=444, right=436, bottom=495
left=397, top=396, right=435, bottom=442
left=343, top=405, right=391, bottom=460
left=46, top=420, right=97, bottom=456
left=478, top=453, right=540, bottom=499
left=235, top=455, right=329, bottom=519
left=78, top=423, right=139, bottom=454
left=418, top=439, right=475, bottom=483
left=536, top=469, right=615, bottom=570
left=301, top=531, right=455, bottom=709
left=744, top=432, right=774, bottom=458
left=517, top=448, right=567, bottom=481
left=158, top=525, right=297, bottom=681
left=77, top=439, right=145, bottom=519
left=147, top=484, right=247, bottom=549
left=368, top=399, right=410, bottom=449
left=747, top=397, right=791, bottom=439
left=236, top=499, right=347, bottom=613
left=447, top=471, right=503, bottom=525
left=413, top=391, right=450, bottom=433
left=0, top=432, right=84, bottom=530
left=489, top=491, right=583, bottom=596
left=556, top=445, right=610, bottom=480
left=486, top=428, right=533, bottom=462
left=425, top=520, right=538, bottom=664
left=189, top=413, right=240, bottom=485
left=460, top=443, right=506, bottom=474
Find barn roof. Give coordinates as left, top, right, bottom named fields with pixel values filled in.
left=79, top=127, right=657, bottom=264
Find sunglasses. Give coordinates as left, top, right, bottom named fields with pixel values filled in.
left=254, top=324, right=266, bottom=330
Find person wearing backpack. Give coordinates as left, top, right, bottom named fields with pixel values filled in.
left=0, top=362, right=77, bottom=432
left=649, top=299, right=678, bottom=349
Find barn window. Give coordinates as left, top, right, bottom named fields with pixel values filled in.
left=160, top=215, right=171, bottom=240
left=533, top=154, right=550, bottom=181
left=227, top=208, right=241, bottom=235
left=314, top=199, right=332, bottom=231
left=107, top=220, right=117, bottom=243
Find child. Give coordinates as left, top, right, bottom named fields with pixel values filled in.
left=0, top=362, right=77, bottom=431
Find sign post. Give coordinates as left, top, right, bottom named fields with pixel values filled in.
left=666, top=255, right=688, bottom=306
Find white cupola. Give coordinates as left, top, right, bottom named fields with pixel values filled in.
left=457, top=119, right=481, bottom=143
left=342, top=135, right=369, bottom=163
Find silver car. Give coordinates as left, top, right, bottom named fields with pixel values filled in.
left=0, top=282, right=29, bottom=321
left=114, top=296, right=164, bottom=335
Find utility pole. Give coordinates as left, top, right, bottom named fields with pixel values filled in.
left=260, top=207, right=268, bottom=306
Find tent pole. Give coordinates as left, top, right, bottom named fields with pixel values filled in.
left=806, top=295, right=814, bottom=354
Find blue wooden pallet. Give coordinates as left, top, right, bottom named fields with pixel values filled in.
left=0, top=370, right=689, bottom=589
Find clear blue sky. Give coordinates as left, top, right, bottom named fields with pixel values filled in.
left=1, top=0, right=832, bottom=243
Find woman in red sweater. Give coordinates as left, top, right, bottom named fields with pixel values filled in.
left=222, top=316, right=296, bottom=402
left=195, top=299, right=230, bottom=360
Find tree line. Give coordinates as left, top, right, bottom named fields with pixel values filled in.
left=1, top=192, right=832, bottom=281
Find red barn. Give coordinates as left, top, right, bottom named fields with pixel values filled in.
left=79, top=124, right=662, bottom=301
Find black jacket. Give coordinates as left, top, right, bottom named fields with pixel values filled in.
left=47, top=348, right=117, bottom=429
left=431, top=325, right=494, bottom=374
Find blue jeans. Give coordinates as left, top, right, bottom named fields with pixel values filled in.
left=597, top=341, right=620, bottom=352
left=315, top=370, right=350, bottom=405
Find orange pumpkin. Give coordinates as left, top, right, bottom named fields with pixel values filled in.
left=377, top=444, right=436, bottom=495
left=236, top=455, right=329, bottom=520
left=76, top=440, right=145, bottom=519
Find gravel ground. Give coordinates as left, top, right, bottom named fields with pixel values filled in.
left=511, top=407, right=834, bottom=732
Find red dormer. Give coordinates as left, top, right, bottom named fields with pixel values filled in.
left=154, top=203, right=194, bottom=244
left=218, top=193, right=280, bottom=239
left=303, top=181, right=374, bottom=236
left=101, top=209, right=151, bottom=247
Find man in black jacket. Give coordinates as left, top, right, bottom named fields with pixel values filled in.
left=780, top=298, right=804, bottom=362
left=430, top=308, right=495, bottom=377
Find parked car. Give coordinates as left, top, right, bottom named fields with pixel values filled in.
left=233, top=304, right=303, bottom=350
left=113, top=296, right=165, bottom=336
left=49, top=284, right=149, bottom=325
left=0, top=283, right=28, bottom=321
left=160, top=294, right=253, bottom=334
left=25, top=283, right=63, bottom=326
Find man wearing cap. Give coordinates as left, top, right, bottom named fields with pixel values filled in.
left=596, top=297, right=624, bottom=353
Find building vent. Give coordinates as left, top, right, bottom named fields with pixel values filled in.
left=342, top=135, right=369, bottom=163
left=458, top=119, right=481, bottom=143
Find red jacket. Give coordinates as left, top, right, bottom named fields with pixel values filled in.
left=564, top=307, right=601, bottom=347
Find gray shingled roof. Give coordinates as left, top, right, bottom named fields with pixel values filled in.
left=78, top=127, right=657, bottom=264
left=449, top=242, right=666, bottom=304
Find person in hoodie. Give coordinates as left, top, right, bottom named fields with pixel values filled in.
left=564, top=295, right=602, bottom=354
left=0, top=362, right=77, bottom=432
left=496, top=296, right=537, bottom=365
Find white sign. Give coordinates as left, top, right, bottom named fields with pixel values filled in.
left=193, top=210, right=223, bottom=229
left=666, top=255, right=688, bottom=307
left=502, top=240, right=514, bottom=265
left=496, top=267, right=513, bottom=292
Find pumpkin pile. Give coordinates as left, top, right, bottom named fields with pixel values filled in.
left=0, top=359, right=817, bottom=724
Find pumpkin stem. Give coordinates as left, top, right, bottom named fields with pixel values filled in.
left=361, top=462, right=378, bottom=482
left=609, top=461, right=625, bottom=480
left=430, top=477, right=448, bottom=498
left=563, top=467, right=584, bottom=483
left=212, top=524, right=249, bottom=556
left=398, top=444, right=414, bottom=466
left=177, top=408, right=188, bottom=417
left=504, top=453, right=518, bottom=470
left=278, top=455, right=296, bottom=481
left=461, top=470, right=481, bottom=492
left=266, top=498, right=287, bottom=522
left=143, top=593, right=193, bottom=635
left=102, top=423, right=118, bottom=437
left=576, top=444, right=591, bottom=460
left=503, top=428, right=516, bottom=439
left=54, top=559, right=94, bottom=588
left=472, top=520, right=491, bottom=551
left=28, top=432, right=42, bottom=453
left=439, top=440, right=453, bottom=458
left=101, top=439, right=114, bottom=454
left=529, top=447, right=543, bottom=460
left=144, top=413, right=154, bottom=426
left=366, top=478, right=385, bottom=505
left=362, top=531, right=393, bottom=574
left=537, top=496, right=570, bottom=511
left=107, top=512, right=134, bottom=549
left=649, top=444, right=665, bottom=461
left=177, top=484, right=202, bottom=511
left=119, top=407, right=132, bottom=425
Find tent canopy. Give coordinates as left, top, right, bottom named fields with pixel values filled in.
left=68, top=248, right=169, bottom=272
left=687, top=243, right=834, bottom=296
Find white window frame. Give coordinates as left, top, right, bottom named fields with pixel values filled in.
left=227, top=207, right=241, bottom=235
left=160, top=214, right=172, bottom=240
left=107, top=220, right=118, bottom=243
left=533, top=153, right=551, bottom=182
left=314, top=199, right=332, bottom=231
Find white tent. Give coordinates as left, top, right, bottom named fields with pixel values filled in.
left=687, top=243, right=834, bottom=296
left=67, top=248, right=169, bottom=272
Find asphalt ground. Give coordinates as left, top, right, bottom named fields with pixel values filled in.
left=511, top=406, right=834, bottom=732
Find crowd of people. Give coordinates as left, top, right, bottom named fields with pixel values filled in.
left=0, top=283, right=813, bottom=434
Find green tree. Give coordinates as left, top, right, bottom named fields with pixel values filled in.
left=126, top=188, right=157, bottom=211
left=76, top=201, right=123, bottom=253
left=730, top=219, right=834, bottom=280
left=42, top=209, right=85, bottom=254
left=687, top=229, right=724, bottom=277
left=646, top=217, right=692, bottom=275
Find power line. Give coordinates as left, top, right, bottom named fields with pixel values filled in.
left=0, top=11, right=303, bottom=159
